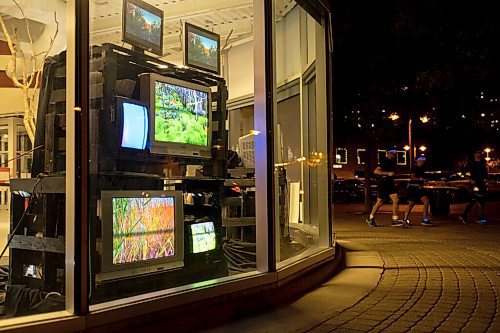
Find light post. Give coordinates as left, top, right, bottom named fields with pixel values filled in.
left=388, top=113, right=429, bottom=174
left=484, top=147, right=492, bottom=171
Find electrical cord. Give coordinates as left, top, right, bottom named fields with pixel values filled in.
left=0, top=174, right=45, bottom=261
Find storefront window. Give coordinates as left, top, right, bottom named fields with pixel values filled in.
left=0, top=0, right=70, bottom=323
left=88, top=0, right=260, bottom=305
left=273, top=1, right=330, bottom=264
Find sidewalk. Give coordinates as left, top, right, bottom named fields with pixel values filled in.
left=205, top=203, right=500, bottom=332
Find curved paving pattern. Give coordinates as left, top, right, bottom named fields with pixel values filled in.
left=309, top=216, right=500, bottom=333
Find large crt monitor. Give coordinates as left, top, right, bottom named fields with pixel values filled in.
left=98, top=190, right=184, bottom=281
left=140, top=73, right=212, bottom=158
left=122, top=0, right=164, bottom=55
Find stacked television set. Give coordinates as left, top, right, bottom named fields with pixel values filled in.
left=91, top=0, right=227, bottom=294
left=122, top=0, right=164, bottom=55
left=98, top=190, right=184, bottom=281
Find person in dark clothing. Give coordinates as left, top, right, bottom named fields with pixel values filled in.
left=403, top=157, right=432, bottom=227
left=459, top=151, right=488, bottom=224
left=366, top=150, right=401, bottom=227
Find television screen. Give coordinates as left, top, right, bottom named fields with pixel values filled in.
left=121, top=101, right=148, bottom=150
left=112, top=196, right=175, bottom=264
left=123, top=0, right=163, bottom=55
left=190, top=222, right=216, bottom=253
left=154, top=80, right=209, bottom=147
left=185, top=23, right=220, bottom=74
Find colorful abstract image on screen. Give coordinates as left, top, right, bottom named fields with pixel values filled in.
left=112, top=197, right=175, bottom=264
left=154, top=81, right=209, bottom=146
left=190, top=222, right=216, bottom=253
left=126, top=2, right=162, bottom=45
left=187, top=30, right=218, bottom=72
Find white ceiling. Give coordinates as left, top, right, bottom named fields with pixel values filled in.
left=90, top=0, right=296, bottom=57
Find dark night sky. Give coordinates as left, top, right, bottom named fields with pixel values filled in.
left=332, top=0, right=500, bottom=169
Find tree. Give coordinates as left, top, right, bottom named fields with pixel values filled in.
left=0, top=0, right=58, bottom=144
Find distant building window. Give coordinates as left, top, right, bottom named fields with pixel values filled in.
left=377, top=150, right=387, bottom=164
left=357, top=149, right=366, bottom=165
left=397, top=151, right=407, bottom=165
left=335, top=148, right=348, bottom=164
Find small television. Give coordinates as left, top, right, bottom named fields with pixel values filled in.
left=189, top=221, right=217, bottom=253
left=116, top=97, right=149, bottom=150
left=122, top=0, right=164, bottom=56
left=98, top=190, right=184, bottom=281
left=184, top=22, right=220, bottom=75
left=139, top=73, right=212, bottom=159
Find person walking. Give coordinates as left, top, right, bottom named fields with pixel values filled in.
left=366, top=150, right=402, bottom=227
left=403, top=157, right=432, bottom=227
left=459, top=151, right=488, bottom=224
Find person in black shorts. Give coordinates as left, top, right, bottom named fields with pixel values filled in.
left=403, top=157, right=432, bottom=227
left=459, top=151, right=488, bottom=224
left=366, top=150, right=401, bottom=227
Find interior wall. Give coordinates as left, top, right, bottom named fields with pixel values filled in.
left=277, top=95, right=301, bottom=181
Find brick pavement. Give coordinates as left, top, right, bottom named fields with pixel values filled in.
left=307, top=205, right=500, bottom=333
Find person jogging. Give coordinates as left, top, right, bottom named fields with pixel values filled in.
left=402, top=157, right=432, bottom=227
left=366, top=149, right=402, bottom=227
left=459, top=150, right=488, bottom=224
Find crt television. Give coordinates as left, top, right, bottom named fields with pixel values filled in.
left=116, top=97, right=149, bottom=150
left=184, top=22, right=220, bottom=75
left=139, top=73, right=212, bottom=159
left=98, top=190, right=184, bottom=281
left=188, top=220, right=217, bottom=254
left=122, top=0, right=164, bottom=56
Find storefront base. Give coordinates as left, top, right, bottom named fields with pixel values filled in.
left=1, top=246, right=342, bottom=333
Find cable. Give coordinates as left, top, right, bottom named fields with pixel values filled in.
left=0, top=175, right=45, bottom=261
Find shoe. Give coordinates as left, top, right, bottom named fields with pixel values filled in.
left=475, top=219, right=487, bottom=225
left=421, top=218, right=433, bottom=226
left=366, top=217, right=377, bottom=227
left=458, top=216, right=468, bottom=224
left=402, top=219, right=411, bottom=227
left=391, top=220, right=404, bottom=227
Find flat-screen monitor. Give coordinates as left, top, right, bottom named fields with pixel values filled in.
left=190, top=221, right=216, bottom=253
left=122, top=0, right=164, bottom=56
left=98, top=190, right=184, bottom=281
left=117, top=97, right=149, bottom=150
left=139, top=73, right=212, bottom=158
left=184, top=22, right=220, bottom=75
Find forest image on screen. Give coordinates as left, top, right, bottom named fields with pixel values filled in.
left=112, top=197, right=175, bottom=264
left=187, top=31, right=218, bottom=71
left=154, top=81, right=208, bottom=146
left=126, top=2, right=162, bottom=45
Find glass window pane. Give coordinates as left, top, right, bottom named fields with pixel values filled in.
left=0, top=0, right=68, bottom=321
left=88, top=0, right=259, bottom=305
left=274, top=1, right=330, bottom=263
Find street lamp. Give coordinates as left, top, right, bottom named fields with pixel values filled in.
left=388, top=113, right=429, bottom=172
left=419, top=145, right=427, bottom=152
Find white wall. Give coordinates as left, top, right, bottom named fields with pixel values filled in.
left=275, top=6, right=301, bottom=84
left=226, top=40, right=254, bottom=100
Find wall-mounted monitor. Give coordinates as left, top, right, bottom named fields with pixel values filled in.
left=189, top=221, right=216, bottom=253
left=98, top=190, right=184, bottom=281
left=139, top=73, right=212, bottom=159
left=117, top=97, right=149, bottom=150
left=184, top=22, right=220, bottom=75
left=122, top=0, right=164, bottom=56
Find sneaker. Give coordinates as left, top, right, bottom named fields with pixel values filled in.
left=366, top=217, right=377, bottom=227
left=391, top=220, right=404, bottom=227
left=475, top=219, right=487, bottom=225
left=458, top=216, right=468, bottom=224
left=421, top=218, right=433, bottom=226
left=402, top=219, right=411, bottom=227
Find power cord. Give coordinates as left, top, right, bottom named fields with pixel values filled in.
left=0, top=174, right=46, bottom=261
